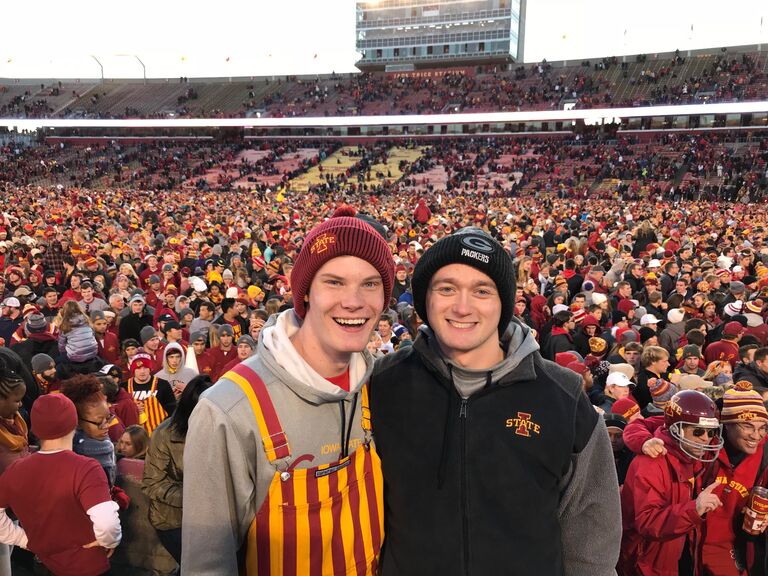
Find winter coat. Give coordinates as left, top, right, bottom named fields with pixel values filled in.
left=58, top=317, right=98, bottom=363
left=11, top=333, right=59, bottom=373
left=370, top=322, right=621, bottom=576
left=659, top=321, right=686, bottom=358
left=624, top=417, right=766, bottom=576
left=733, top=362, right=768, bottom=390
left=619, top=427, right=705, bottom=576
left=543, top=327, right=574, bottom=361
left=142, top=418, right=184, bottom=531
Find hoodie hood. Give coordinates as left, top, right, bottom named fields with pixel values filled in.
left=174, top=296, right=188, bottom=313
left=415, top=318, right=540, bottom=399
left=580, top=314, right=601, bottom=332
left=154, top=342, right=197, bottom=385
left=162, top=342, right=187, bottom=370
left=259, top=309, right=375, bottom=403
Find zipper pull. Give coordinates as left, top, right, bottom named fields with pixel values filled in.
left=459, top=399, right=467, bottom=419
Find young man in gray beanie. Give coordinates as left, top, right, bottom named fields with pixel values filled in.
left=369, top=226, right=621, bottom=576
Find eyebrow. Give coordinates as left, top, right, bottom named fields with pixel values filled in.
left=317, top=273, right=382, bottom=282
left=432, top=277, right=497, bottom=289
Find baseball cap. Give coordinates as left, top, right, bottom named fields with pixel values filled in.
left=723, top=321, right=746, bottom=337
left=639, top=314, right=660, bottom=326
left=606, top=372, right=632, bottom=387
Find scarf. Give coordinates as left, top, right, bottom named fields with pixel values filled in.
left=74, top=430, right=116, bottom=487
left=0, top=414, right=29, bottom=452
left=551, top=326, right=573, bottom=341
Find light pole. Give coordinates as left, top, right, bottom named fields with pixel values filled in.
left=134, top=55, right=146, bottom=84
left=115, top=54, right=146, bottom=83
left=91, top=55, right=103, bottom=84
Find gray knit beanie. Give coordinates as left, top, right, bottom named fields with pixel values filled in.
left=31, top=353, right=55, bottom=374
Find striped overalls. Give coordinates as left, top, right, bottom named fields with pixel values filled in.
left=127, top=377, right=168, bottom=436
left=225, top=363, right=384, bottom=576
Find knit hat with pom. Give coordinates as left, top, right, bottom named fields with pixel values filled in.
left=649, top=378, right=678, bottom=410
left=721, top=381, right=768, bottom=423
left=291, top=206, right=394, bottom=319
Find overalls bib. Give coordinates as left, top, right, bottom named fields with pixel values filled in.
left=226, top=364, right=384, bottom=576
left=127, top=377, right=167, bottom=436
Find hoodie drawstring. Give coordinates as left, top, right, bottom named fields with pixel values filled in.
left=339, top=393, right=358, bottom=459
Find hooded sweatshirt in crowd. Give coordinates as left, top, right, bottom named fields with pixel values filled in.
left=154, top=343, right=197, bottom=390
left=181, top=309, right=376, bottom=575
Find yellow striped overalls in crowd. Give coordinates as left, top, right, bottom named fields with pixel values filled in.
left=225, top=363, right=384, bottom=576
left=127, top=377, right=167, bottom=436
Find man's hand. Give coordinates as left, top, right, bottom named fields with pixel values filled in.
left=642, top=438, right=667, bottom=458
left=83, top=540, right=115, bottom=558
left=696, top=481, right=723, bottom=516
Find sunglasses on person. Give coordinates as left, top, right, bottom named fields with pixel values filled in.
left=80, top=412, right=116, bottom=429
left=690, top=427, right=719, bottom=439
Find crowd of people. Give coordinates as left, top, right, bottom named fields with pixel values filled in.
left=0, top=125, right=766, bottom=574
left=1, top=50, right=765, bottom=120
left=3, top=132, right=766, bottom=208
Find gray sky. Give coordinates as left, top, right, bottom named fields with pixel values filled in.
left=1, top=0, right=766, bottom=79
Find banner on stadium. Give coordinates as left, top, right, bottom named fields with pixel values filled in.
left=386, top=67, right=474, bottom=79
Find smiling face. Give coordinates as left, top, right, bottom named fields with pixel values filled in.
left=426, top=263, right=502, bottom=369
left=727, top=421, right=768, bottom=455
left=296, top=256, right=385, bottom=372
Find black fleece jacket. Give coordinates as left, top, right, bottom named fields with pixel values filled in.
left=369, top=326, right=621, bottom=576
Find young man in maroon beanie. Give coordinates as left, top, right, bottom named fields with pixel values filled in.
left=183, top=207, right=394, bottom=575
left=0, top=394, right=121, bottom=576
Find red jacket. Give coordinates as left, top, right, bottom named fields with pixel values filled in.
left=744, top=323, right=768, bottom=346
left=619, top=427, right=705, bottom=576
left=111, top=388, right=140, bottom=428
left=704, top=339, right=740, bottom=368
left=413, top=199, right=431, bottom=224
left=97, top=332, right=121, bottom=365
left=625, top=417, right=766, bottom=576
left=193, top=350, right=215, bottom=379
left=207, top=347, right=238, bottom=381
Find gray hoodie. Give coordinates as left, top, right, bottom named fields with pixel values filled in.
left=430, top=320, right=541, bottom=399
left=181, top=309, right=375, bottom=575
left=154, top=342, right=197, bottom=388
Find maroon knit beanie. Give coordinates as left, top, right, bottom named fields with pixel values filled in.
left=31, top=394, right=78, bottom=440
left=291, top=207, right=394, bottom=319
